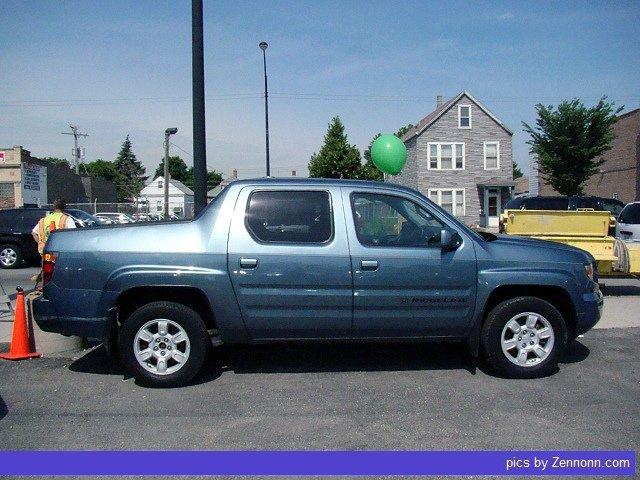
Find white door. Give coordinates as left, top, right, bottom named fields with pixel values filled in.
left=487, top=188, right=501, bottom=228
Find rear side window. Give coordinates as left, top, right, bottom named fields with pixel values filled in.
left=18, top=210, right=46, bottom=231
left=245, top=190, right=333, bottom=244
left=619, top=204, right=640, bottom=224
left=0, top=210, right=18, bottom=230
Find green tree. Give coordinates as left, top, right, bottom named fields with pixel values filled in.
left=183, top=168, right=223, bottom=190
left=512, top=161, right=523, bottom=179
left=523, top=98, right=622, bottom=196
left=155, top=156, right=189, bottom=183
left=359, top=124, right=414, bottom=181
left=308, top=116, right=362, bottom=179
left=41, top=157, right=71, bottom=169
left=114, top=135, right=146, bottom=201
left=80, top=159, right=119, bottom=182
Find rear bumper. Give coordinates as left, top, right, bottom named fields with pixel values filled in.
left=32, top=295, right=108, bottom=339
left=574, top=287, right=604, bottom=336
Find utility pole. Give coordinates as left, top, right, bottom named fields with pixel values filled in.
left=192, top=0, right=207, bottom=215
left=61, top=125, right=88, bottom=174
left=259, top=42, right=270, bottom=176
left=164, top=128, right=178, bottom=219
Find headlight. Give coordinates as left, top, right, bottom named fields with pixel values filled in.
left=584, top=263, right=594, bottom=282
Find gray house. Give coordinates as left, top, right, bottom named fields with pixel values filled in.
left=390, top=91, right=514, bottom=228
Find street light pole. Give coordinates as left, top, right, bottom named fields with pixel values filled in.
left=164, top=128, right=178, bottom=219
left=259, top=41, right=270, bottom=177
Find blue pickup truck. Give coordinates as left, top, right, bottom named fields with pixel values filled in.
left=33, top=179, right=603, bottom=386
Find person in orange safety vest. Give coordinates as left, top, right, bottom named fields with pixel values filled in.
left=31, top=199, right=76, bottom=285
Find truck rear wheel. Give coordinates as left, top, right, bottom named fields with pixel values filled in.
left=481, top=296, right=567, bottom=378
left=118, top=301, right=210, bottom=387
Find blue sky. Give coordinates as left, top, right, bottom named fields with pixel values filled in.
left=1, top=0, right=639, bottom=179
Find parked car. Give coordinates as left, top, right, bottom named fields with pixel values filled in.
left=95, top=212, right=135, bottom=224
left=504, top=195, right=625, bottom=215
left=616, top=202, right=640, bottom=241
left=502, top=195, right=625, bottom=234
left=0, top=208, right=47, bottom=268
left=0, top=207, right=94, bottom=269
left=33, top=179, right=602, bottom=387
left=66, top=209, right=104, bottom=227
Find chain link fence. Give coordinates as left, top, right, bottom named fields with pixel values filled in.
left=45, top=201, right=196, bottom=221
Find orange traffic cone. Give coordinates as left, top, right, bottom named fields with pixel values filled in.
left=0, top=287, right=41, bottom=360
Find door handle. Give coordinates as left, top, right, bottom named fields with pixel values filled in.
left=361, top=260, right=378, bottom=271
left=240, top=258, right=258, bottom=269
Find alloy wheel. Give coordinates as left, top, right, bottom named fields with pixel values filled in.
left=501, top=312, right=555, bottom=367
left=133, top=319, right=191, bottom=375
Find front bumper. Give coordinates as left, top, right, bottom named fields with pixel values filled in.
left=574, top=286, right=604, bottom=336
left=32, top=295, right=108, bottom=339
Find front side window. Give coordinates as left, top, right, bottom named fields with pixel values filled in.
left=246, top=190, right=332, bottom=243
left=458, top=105, right=471, bottom=128
left=427, top=143, right=465, bottom=170
left=351, top=192, right=443, bottom=248
left=484, top=142, right=500, bottom=169
left=428, top=189, right=466, bottom=216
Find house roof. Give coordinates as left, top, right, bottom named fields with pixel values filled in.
left=477, top=177, right=516, bottom=188
left=401, top=90, right=513, bottom=142
left=145, top=176, right=194, bottom=195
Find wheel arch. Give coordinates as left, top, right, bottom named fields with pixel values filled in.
left=467, top=284, right=577, bottom=356
left=115, top=286, right=217, bottom=331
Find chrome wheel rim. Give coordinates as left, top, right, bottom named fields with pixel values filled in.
left=501, top=312, right=555, bottom=367
left=0, top=247, right=17, bottom=267
left=134, top=319, right=190, bottom=375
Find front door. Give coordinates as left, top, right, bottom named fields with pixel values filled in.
left=227, top=186, right=353, bottom=340
left=343, top=188, right=477, bottom=338
left=487, top=188, right=501, bottom=228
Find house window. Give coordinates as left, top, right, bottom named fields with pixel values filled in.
left=426, top=143, right=465, bottom=170
left=428, top=189, right=465, bottom=216
left=156, top=200, right=162, bottom=212
left=484, top=142, right=500, bottom=170
left=0, top=183, right=14, bottom=198
left=458, top=105, right=471, bottom=128
left=158, top=181, right=163, bottom=189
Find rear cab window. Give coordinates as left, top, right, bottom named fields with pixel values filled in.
left=245, top=190, right=333, bottom=244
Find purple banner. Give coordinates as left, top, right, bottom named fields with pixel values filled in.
left=0, top=451, right=635, bottom=476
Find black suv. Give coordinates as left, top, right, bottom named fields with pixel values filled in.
left=0, top=208, right=48, bottom=269
left=504, top=195, right=625, bottom=216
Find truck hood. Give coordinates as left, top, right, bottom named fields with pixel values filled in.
left=480, top=234, right=594, bottom=265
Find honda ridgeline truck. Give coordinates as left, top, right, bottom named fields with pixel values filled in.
left=33, top=179, right=603, bottom=386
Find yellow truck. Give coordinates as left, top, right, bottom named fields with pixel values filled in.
left=500, top=209, right=640, bottom=276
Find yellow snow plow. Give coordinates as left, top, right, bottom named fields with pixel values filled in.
left=500, top=209, right=640, bottom=277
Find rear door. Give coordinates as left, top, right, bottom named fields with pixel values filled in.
left=227, top=185, right=353, bottom=340
left=343, top=187, right=477, bottom=338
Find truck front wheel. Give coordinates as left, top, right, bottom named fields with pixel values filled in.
left=118, top=301, right=211, bottom=387
left=481, top=296, right=567, bottom=378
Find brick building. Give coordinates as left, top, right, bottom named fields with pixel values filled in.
left=0, top=146, right=117, bottom=208
left=538, top=107, right=640, bottom=203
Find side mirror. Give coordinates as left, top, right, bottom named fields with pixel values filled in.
left=441, top=228, right=462, bottom=253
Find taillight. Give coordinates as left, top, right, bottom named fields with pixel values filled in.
left=42, top=252, right=57, bottom=286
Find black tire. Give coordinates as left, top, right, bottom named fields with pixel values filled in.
left=118, top=301, right=210, bottom=387
left=481, top=296, right=567, bottom=378
left=0, top=243, right=23, bottom=269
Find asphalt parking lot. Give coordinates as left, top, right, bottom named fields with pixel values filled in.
left=0, top=267, right=639, bottom=453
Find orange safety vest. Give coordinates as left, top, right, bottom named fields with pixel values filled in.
left=37, top=212, right=69, bottom=254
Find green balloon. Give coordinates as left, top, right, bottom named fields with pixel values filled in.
left=370, top=134, right=407, bottom=175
